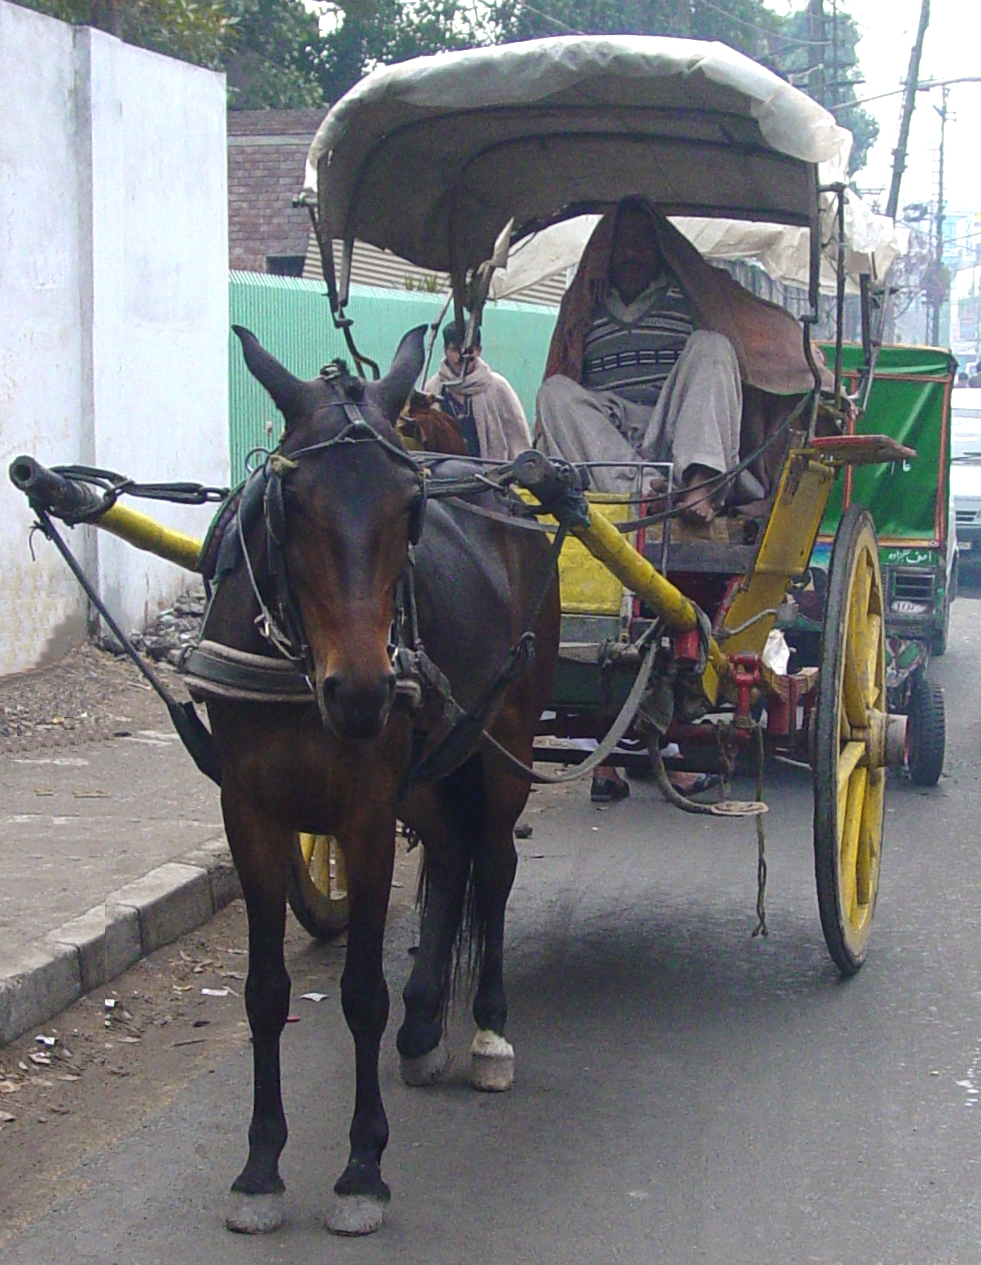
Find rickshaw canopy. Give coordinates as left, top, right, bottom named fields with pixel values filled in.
left=304, top=35, right=854, bottom=304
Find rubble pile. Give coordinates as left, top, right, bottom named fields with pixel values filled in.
left=129, top=585, right=206, bottom=667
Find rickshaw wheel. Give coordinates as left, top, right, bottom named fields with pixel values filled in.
left=813, top=506, right=886, bottom=976
left=287, top=833, right=349, bottom=939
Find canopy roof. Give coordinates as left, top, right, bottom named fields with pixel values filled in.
left=305, top=35, right=854, bottom=300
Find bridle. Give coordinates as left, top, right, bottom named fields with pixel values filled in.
left=229, top=372, right=563, bottom=792
left=236, top=369, right=427, bottom=685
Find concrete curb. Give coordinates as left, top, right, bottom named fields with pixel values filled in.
left=0, top=837, right=242, bottom=1046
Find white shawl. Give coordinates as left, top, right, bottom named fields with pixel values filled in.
left=424, top=357, right=532, bottom=461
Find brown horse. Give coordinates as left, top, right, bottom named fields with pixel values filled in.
left=205, top=326, right=558, bottom=1236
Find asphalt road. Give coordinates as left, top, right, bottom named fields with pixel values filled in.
left=3, top=588, right=981, bottom=1264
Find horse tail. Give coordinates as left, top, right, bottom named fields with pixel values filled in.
left=415, top=754, right=488, bottom=1020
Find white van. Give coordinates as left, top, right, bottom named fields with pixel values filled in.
left=952, top=387, right=981, bottom=559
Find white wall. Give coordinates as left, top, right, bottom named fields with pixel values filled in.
left=0, top=3, right=89, bottom=674
left=0, top=4, right=229, bottom=675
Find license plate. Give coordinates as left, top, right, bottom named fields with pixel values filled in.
left=961, top=540, right=972, bottom=551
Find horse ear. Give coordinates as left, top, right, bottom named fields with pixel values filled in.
left=366, top=325, right=427, bottom=423
left=233, top=326, right=305, bottom=421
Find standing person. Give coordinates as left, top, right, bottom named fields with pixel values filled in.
left=424, top=324, right=532, bottom=461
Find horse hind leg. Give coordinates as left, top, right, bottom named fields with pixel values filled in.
left=395, top=839, right=468, bottom=1085
left=397, top=763, right=481, bottom=1085
left=222, top=794, right=292, bottom=1235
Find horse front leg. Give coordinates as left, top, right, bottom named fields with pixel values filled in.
left=222, top=788, right=292, bottom=1234
left=327, top=805, right=397, bottom=1237
left=469, top=762, right=525, bottom=1093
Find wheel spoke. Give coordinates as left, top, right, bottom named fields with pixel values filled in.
left=837, top=740, right=865, bottom=788
left=836, top=743, right=864, bottom=848
left=843, top=557, right=875, bottom=728
left=330, top=836, right=348, bottom=900
left=305, top=834, right=332, bottom=896
left=857, top=769, right=884, bottom=908
left=839, top=766, right=868, bottom=927
left=861, top=614, right=882, bottom=709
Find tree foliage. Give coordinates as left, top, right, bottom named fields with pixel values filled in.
left=223, top=0, right=325, bottom=107
left=16, top=0, right=881, bottom=181
left=16, top=1, right=233, bottom=66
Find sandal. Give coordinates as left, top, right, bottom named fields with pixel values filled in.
left=670, top=772, right=721, bottom=799
left=590, top=775, right=630, bottom=804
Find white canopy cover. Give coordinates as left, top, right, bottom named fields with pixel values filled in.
left=489, top=192, right=907, bottom=301
left=304, top=35, right=856, bottom=296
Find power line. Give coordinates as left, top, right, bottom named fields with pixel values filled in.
left=832, top=75, right=981, bottom=113
left=695, top=0, right=825, bottom=48
left=517, top=1, right=582, bottom=36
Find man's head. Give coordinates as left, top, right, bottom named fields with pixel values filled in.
left=608, top=199, right=663, bottom=305
left=443, top=323, right=481, bottom=374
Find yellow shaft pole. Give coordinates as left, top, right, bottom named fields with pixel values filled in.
left=95, top=503, right=203, bottom=572
left=571, top=510, right=728, bottom=678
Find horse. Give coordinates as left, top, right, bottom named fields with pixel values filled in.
left=202, top=325, right=559, bottom=1236
left=397, top=389, right=470, bottom=455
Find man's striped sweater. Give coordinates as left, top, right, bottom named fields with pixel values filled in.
left=582, top=275, right=694, bottom=407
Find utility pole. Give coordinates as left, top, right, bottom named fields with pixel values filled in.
left=929, top=85, right=949, bottom=345
left=808, top=0, right=827, bottom=109
left=886, top=0, right=930, bottom=221
left=831, top=0, right=839, bottom=109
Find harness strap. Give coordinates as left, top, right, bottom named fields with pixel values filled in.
left=184, top=640, right=314, bottom=704
left=477, top=642, right=657, bottom=784
left=399, top=520, right=566, bottom=792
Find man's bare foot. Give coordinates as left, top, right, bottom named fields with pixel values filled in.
left=677, top=464, right=719, bottom=524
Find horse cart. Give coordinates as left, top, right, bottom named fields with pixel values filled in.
left=10, top=36, right=912, bottom=1236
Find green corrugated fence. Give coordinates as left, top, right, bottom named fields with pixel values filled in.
left=229, top=272, right=557, bottom=483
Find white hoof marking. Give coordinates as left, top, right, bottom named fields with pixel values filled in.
left=399, top=1040, right=448, bottom=1086
left=470, top=1029, right=514, bottom=1092
left=225, top=1191, right=284, bottom=1234
left=326, top=1194, right=386, bottom=1236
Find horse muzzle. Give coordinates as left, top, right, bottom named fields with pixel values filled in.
left=319, top=671, right=396, bottom=741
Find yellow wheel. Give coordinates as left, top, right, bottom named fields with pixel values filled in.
left=287, top=833, right=349, bottom=939
left=813, top=506, right=886, bottom=975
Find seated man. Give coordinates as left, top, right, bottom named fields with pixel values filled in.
left=425, top=323, right=532, bottom=461
left=537, top=197, right=823, bottom=802
left=535, top=196, right=821, bottom=519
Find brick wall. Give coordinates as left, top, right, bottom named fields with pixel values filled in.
left=228, top=108, right=325, bottom=272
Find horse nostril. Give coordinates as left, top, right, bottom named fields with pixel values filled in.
left=321, top=673, right=396, bottom=740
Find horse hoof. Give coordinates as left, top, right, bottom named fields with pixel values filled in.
left=225, top=1191, right=284, bottom=1234
left=327, top=1194, right=386, bottom=1236
left=470, top=1029, right=514, bottom=1092
left=399, top=1040, right=447, bottom=1086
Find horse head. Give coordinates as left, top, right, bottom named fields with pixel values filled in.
left=233, top=324, right=426, bottom=740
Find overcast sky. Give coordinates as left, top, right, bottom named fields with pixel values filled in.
left=767, top=0, right=981, bottom=217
